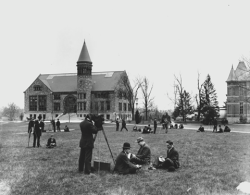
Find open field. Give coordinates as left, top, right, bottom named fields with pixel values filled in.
left=1, top=121, right=250, bottom=195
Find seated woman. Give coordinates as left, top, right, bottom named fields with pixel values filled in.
left=64, top=125, right=70, bottom=132
left=224, top=125, right=231, bottom=132
left=46, top=135, right=57, bottom=148
left=197, top=125, right=205, bottom=132
left=142, top=125, right=151, bottom=134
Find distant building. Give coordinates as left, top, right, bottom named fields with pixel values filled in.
left=23, top=41, right=132, bottom=121
left=226, top=61, right=250, bottom=123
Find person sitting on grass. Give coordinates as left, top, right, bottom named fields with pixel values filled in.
left=216, top=125, right=223, bottom=133
left=142, top=125, right=151, bottom=134
left=150, top=140, right=180, bottom=171
left=64, top=125, right=70, bottom=132
left=114, top=142, right=141, bottom=175
left=197, top=125, right=205, bottom=132
left=130, top=137, right=151, bottom=165
left=224, top=125, right=231, bottom=132
left=46, top=135, right=57, bottom=148
left=179, top=124, right=184, bottom=129
left=174, top=124, right=178, bottom=129
left=133, top=126, right=137, bottom=131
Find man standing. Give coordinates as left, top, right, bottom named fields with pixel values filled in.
left=120, top=119, right=128, bottom=131
left=213, top=118, right=218, bottom=132
left=79, top=114, right=99, bottom=174
left=56, top=119, right=61, bottom=132
left=33, top=116, right=43, bottom=147
left=153, top=119, right=157, bottom=134
left=28, top=117, right=34, bottom=147
left=114, top=142, right=140, bottom=175
left=130, top=137, right=151, bottom=165
left=116, top=118, right=119, bottom=131
left=51, top=119, right=56, bottom=132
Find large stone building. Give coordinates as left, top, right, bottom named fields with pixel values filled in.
left=23, top=41, right=132, bottom=121
left=226, top=61, right=250, bottom=123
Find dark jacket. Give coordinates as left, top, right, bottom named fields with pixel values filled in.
left=224, top=126, right=231, bottom=132
left=28, top=120, right=34, bottom=133
left=79, top=119, right=98, bottom=148
left=136, top=144, right=151, bottom=163
left=166, top=147, right=180, bottom=168
left=47, top=138, right=56, bottom=146
left=114, top=151, right=137, bottom=174
left=34, top=120, right=42, bottom=137
left=56, top=120, right=60, bottom=127
left=122, top=119, right=126, bottom=127
left=154, top=120, right=157, bottom=128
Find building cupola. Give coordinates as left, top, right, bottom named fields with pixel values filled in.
left=77, top=41, right=92, bottom=76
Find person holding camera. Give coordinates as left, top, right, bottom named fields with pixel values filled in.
left=114, top=142, right=141, bottom=175
left=79, top=114, right=100, bottom=175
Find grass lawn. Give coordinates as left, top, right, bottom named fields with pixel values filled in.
left=1, top=121, right=250, bottom=195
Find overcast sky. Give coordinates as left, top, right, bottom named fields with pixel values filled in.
left=1, top=0, right=250, bottom=111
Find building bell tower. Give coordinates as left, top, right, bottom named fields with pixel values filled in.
left=76, top=41, right=92, bottom=115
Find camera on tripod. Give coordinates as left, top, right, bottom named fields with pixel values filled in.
left=91, top=114, right=104, bottom=130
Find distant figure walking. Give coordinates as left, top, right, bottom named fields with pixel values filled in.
left=120, top=119, right=128, bottom=131
left=153, top=119, right=157, bottom=134
left=56, top=119, right=61, bottom=132
left=116, top=118, right=119, bottom=131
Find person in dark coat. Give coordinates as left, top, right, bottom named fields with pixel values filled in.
left=179, top=124, right=184, bottom=129
left=51, top=119, right=56, bottom=132
left=28, top=118, right=34, bottom=134
left=153, top=140, right=180, bottom=171
left=46, top=135, right=57, bottom=148
left=64, top=125, right=70, bottom=132
left=56, top=119, right=61, bottom=132
left=130, top=137, right=151, bottom=165
left=78, top=114, right=99, bottom=174
left=197, top=125, right=205, bottom=132
left=120, top=119, right=128, bottom=131
left=33, top=117, right=43, bottom=147
left=224, top=125, right=231, bottom=132
left=216, top=125, right=223, bottom=133
left=153, top=119, right=157, bottom=134
left=114, top=142, right=140, bottom=175
left=142, top=125, right=150, bottom=134
left=213, top=118, right=218, bottom=132
left=116, top=118, right=119, bottom=131
left=40, top=120, right=45, bottom=132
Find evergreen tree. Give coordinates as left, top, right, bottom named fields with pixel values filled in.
left=173, top=90, right=194, bottom=122
left=200, top=74, right=219, bottom=124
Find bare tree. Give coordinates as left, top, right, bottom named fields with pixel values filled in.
left=2, top=103, right=20, bottom=121
left=174, top=74, right=184, bottom=120
left=167, top=81, right=178, bottom=109
left=195, top=72, right=204, bottom=121
left=115, top=72, right=141, bottom=120
left=140, top=77, right=154, bottom=121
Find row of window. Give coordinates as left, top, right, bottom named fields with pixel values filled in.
left=78, top=93, right=86, bottom=99
left=29, top=96, right=47, bottom=111
left=227, top=86, right=247, bottom=96
left=227, top=102, right=244, bottom=115
left=119, top=102, right=131, bottom=111
left=91, top=101, right=110, bottom=111
left=77, top=114, right=111, bottom=120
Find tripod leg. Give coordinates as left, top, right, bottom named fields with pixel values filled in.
left=101, top=129, right=116, bottom=166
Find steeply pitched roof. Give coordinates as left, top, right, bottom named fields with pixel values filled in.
left=234, top=61, right=249, bottom=81
left=78, top=41, right=92, bottom=63
left=226, top=65, right=236, bottom=81
left=38, top=71, right=125, bottom=92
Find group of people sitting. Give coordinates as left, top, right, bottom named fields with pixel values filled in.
left=169, top=123, right=184, bottom=129
left=197, top=124, right=231, bottom=133
left=113, top=137, right=180, bottom=175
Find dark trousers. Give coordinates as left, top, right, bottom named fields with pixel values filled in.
left=53, top=125, right=55, bottom=132
left=122, top=167, right=137, bottom=175
left=130, top=157, right=148, bottom=165
left=57, top=126, right=60, bottom=131
left=79, top=147, right=93, bottom=174
left=154, top=127, right=157, bottom=134
left=116, top=125, right=119, bottom=131
left=120, top=126, right=128, bottom=131
left=213, top=125, right=217, bottom=132
left=154, top=157, right=174, bottom=169
left=33, top=134, right=40, bottom=147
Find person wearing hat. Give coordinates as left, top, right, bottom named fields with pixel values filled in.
left=152, top=140, right=180, bottom=171
left=114, top=142, right=141, bottom=175
left=79, top=114, right=99, bottom=174
left=56, top=119, right=61, bottom=132
left=33, top=115, right=43, bottom=147
left=130, top=137, right=151, bottom=165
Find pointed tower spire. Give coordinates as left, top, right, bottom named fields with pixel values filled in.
left=227, top=65, right=236, bottom=81
left=77, top=41, right=92, bottom=63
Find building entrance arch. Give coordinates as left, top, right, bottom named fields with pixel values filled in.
left=63, top=95, right=77, bottom=113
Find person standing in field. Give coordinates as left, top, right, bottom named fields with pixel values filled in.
left=116, top=118, right=119, bottom=131
left=120, top=119, right=128, bottom=131
left=33, top=116, right=43, bottom=147
left=153, top=118, right=157, bottom=134
left=56, top=119, right=61, bottom=132
left=78, top=114, right=99, bottom=174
